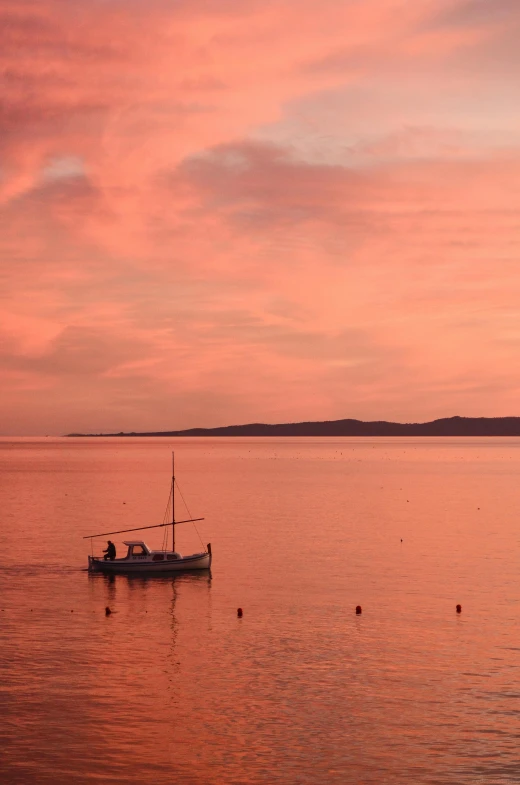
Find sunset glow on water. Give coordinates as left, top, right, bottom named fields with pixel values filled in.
left=2, top=438, right=520, bottom=784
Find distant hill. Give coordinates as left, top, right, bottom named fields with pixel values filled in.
left=67, top=416, right=520, bottom=437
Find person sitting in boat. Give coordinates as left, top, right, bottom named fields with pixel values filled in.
left=103, top=540, right=116, bottom=561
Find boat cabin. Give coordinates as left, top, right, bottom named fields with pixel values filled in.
left=123, top=540, right=183, bottom=561
left=124, top=541, right=151, bottom=559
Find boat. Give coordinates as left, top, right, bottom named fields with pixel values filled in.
left=85, top=454, right=212, bottom=574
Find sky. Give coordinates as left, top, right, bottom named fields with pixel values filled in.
left=1, top=0, right=520, bottom=435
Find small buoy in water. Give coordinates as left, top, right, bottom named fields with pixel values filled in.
left=400, top=538, right=403, bottom=542
left=456, top=604, right=462, bottom=614
left=71, top=610, right=73, bottom=613
left=355, top=605, right=362, bottom=615
left=105, top=606, right=112, bottom=616
left=237, top=608, right=243, bottom=618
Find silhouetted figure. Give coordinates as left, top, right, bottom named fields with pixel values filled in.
left=103, top=540, right=116, bottom=561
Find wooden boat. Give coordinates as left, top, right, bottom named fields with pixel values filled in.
left=85, top=455, right=212, bottom=574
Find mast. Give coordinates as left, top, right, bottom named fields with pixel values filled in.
left=172, top=451, right=175, bottom=552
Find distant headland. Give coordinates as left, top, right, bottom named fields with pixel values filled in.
left=67, top=416, right=520, bottom=437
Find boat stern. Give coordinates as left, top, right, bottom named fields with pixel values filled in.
left=88, top=555, right=103, bottom=572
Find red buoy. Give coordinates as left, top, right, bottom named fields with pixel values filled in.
left=237, top=608, right=243, bottom=618
left=456, top=604, right=461, bottom=614
left=355, top=605, right=362, bottom=615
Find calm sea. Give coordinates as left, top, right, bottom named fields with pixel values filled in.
left=1, top=437, right=520, bottom=784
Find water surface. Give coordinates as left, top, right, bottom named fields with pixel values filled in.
left=1, top=437, right=520, bottom=784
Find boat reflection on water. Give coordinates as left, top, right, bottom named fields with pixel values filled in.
left=87, top=568, right=213, bottom=618
left=89, top=569, right=213, bottom=644
left=82, top=567, right=214, bottom=780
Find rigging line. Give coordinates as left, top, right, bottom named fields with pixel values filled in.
left=192, top=521, right=205, bottom=550
left=161, top=484, right=173, bottom=551
left=163, top=484, right=173, bottom=524
left=162, top=521, right=168, bottom=552
left=174, top=479, right=193, bottom=520
left=175, top=480, right=205, bottom=549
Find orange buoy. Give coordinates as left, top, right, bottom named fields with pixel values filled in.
left=237, top=608, right=243, bottom=618
left=355, top=605, right=362, bottom=615
left=456, top=604, right=461, bottom=614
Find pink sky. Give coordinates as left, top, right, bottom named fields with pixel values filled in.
left=2, top=0, right=520, bottom=435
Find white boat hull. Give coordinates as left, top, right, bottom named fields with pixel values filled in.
left=88, top=550, right=211, bottom=574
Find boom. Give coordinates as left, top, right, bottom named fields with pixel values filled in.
left=83, top=517, right=204, bottom=539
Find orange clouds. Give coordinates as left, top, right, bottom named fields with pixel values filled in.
left=1, top=0, right=520, bottom=433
